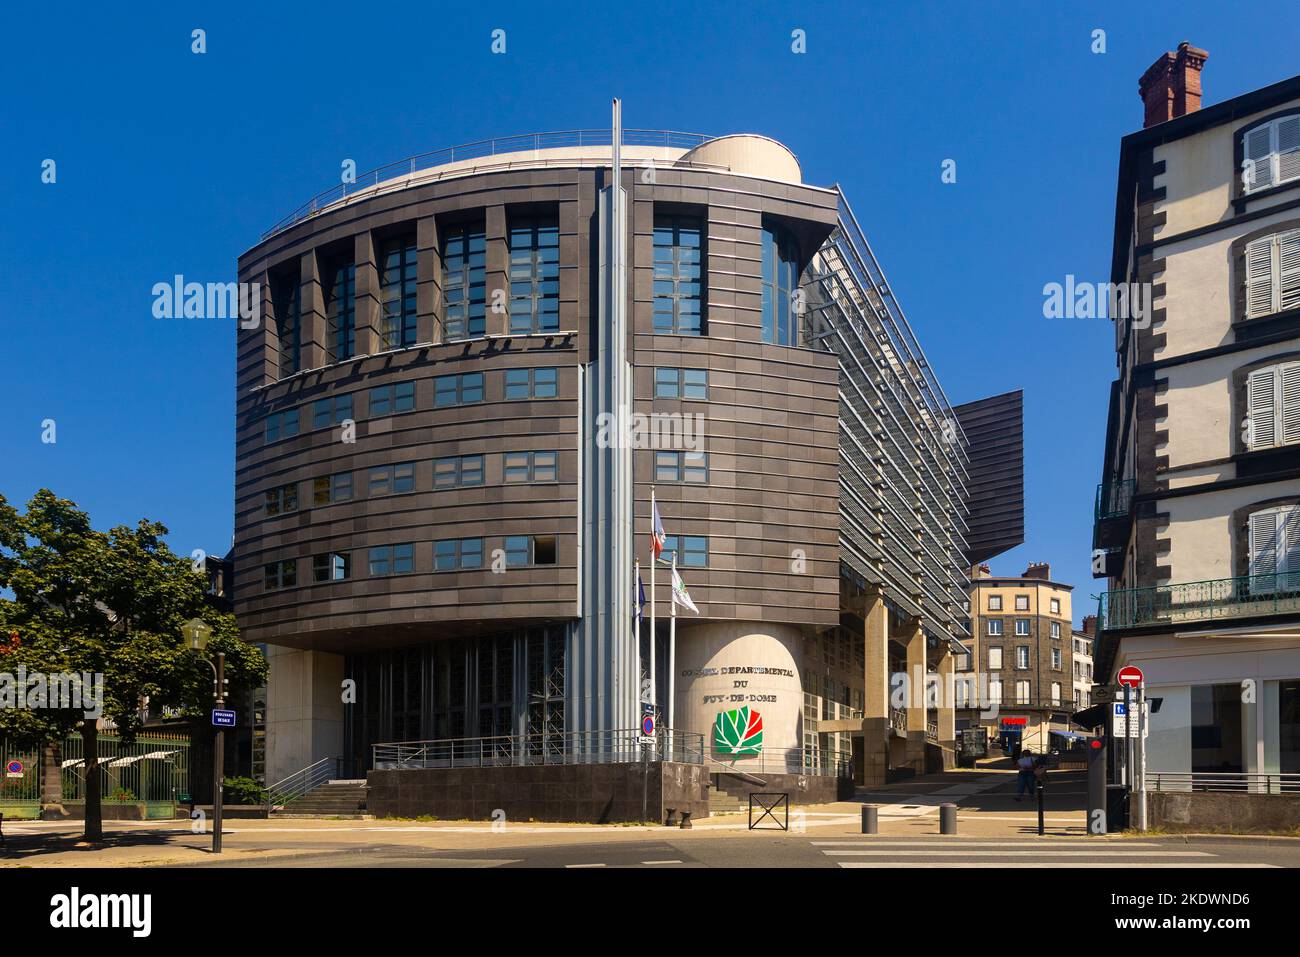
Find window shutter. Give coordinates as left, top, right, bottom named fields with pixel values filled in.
left=1248, top=366, right=1278, bottom=449
left=1250, top=509, right=1280, bottom=593
left=1282, top=506, right=1300, bottom=590
left=1283, top=362, right=1300, bottom=447
left=1278, top=116, right=1300, bottom=184
left=1246, top=235, right=1276, bottom=318
left=1279, top=228, right=1300, bottom=313
left=1244, top=124, right=1275, bottom=192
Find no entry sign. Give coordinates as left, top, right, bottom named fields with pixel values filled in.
left=1117, top=666, right=1145, bottom=688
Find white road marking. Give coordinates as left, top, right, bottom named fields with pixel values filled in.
left=824, top=849, right=1215, bottom=857
left=641, top=859, right=683, bottom=865
left=564, top=863, right=607, bottom=868
left=837, top=862, right=1278, bottom=868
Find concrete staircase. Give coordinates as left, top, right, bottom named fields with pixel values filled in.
left=273, top=780, right=370, bottom=819
left=707, top=783, right=748, bottom=815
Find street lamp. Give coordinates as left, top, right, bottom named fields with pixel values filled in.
left=183, top=618, right=226, bottom=854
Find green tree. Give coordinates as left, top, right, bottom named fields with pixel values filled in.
left=0, top=490, right=267, bottom=842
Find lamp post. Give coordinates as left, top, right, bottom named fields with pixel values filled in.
left=183, top=618, right=225, bottom=854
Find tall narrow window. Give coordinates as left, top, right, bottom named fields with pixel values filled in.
left=1246, top=361, right=1300, bottom=449
left=326, top=260, right=356, bottom=361
left=380, top=236, right=418, bottom=349
left=272, top=272, right=301, bottom=378
left=508, top=217, right=560, bottom=334
left=443, top=223, right=486, bottom=340
left=653, top=216, right=703, bottom=335
left=761, top=223, right=799, bottom=346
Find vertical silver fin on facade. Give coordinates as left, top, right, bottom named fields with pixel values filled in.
left=570, top=99, right=636, bottom=734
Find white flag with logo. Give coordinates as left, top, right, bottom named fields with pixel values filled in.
left=671, top=567, right=699, bottom=614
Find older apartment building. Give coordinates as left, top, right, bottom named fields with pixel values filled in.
left=963, top=562, right=1078, bottom=752
left=1094, top=45, right=1300, bottom=780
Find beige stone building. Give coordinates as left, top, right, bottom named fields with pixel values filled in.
left=1094, top=46, right=1300, bottom=779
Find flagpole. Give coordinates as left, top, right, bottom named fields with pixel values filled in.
left=634, top=558, right=642, bottom=717
left=669, top=549, right=677, bottom=733
left=650, top=487, right=657, bottom=723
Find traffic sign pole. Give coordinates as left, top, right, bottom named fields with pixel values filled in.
left=1137, top=682, right=1147, bottom=832
left=213, top=651, right=225, bottom=855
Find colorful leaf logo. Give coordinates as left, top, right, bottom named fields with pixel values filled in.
left=714, top=706, right=764, bottom=755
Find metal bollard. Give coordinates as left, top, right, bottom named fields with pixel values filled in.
left=939, top=803, right=957, bottom=835
left=861, top=805, right=878, bottom=834
left=679, top=810, right=692, bottom=829
left=664, top=808, right=677, bottom=827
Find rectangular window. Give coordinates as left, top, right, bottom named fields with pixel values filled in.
left=504, top=535, right=531, bottom=568
left=1242, top=116, right=1300, bottom=195
left=272, top=272, right=302, bottom=378
left=434, top=372, right=484, bottom=407
left=312, top=551, right=351, bottom=583
left=987, top=619, right=1003, bottom=636
left=760, top=223, right=798, bottom=346
left=264, top=482, right=298, bottom=516
left=1191, top=683, right=1245, bottom=773
left=1050, top=598, right=1060, bottom=614
left=661, top=534, right=708, bottom=568
left=654, top=450, right=708, bottom=483
left=653, top=216, right=703, bottom=335
left=988, top=646, right=1003, bottom=670
left=263, top=559, right=297, bottom=590
left=988, top=594, right=1002, bottom=611
left=1247, top=360, right=1300, bottom=450
left=1015, top=618, right=1030, bottom=636
left=313, top=472, right=352, bottom=505
left=368, top=462, right=416, bottom=496
left=434, top=455, right=484, bottom=489
left=369, top=381, right=416, bottom=417
left=1051, top=648, right=1062, bottom=670
left=1015, top=595, right=1029, bottom=611
left=988, top=678, right=1003, bottom=705
left=1015, top=680, right=1031, bottom=705
left=263, top=408, right=300, bottom=444
left=508, top=217, right=560, bottom=334
left=443, top=223, right=486, bottom=340
left=1016, top=646, right=1030, bottom=669
left=1050, top=621, right=1061, bottom=639
left=503, top=451, right=557, bottom=483
left=1248, top=504, right=1300, bottom=593
left=369, top=543, right=414, bottom=576
left=1051, top=681, right=1062, bottom=706
left=313, top=394, right=353, bottom=429
left=505, top=367, right=558, bottom=400
left=1245, top=228, right=1300, bottom=319
left=325, top=260, right=356, bottom=362
left=654, top=367, right=709, bottom=400
left=380, top=236, right=418, bottom=350
left=434, top=538, right=483, bottom=571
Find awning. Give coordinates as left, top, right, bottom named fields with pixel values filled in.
left=1049, top=730, right=1086, bottom=740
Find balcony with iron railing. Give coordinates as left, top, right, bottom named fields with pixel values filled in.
left=1098, top=573, right=1300, bottom=630
left=1093, top=477, right=1136, bottom=554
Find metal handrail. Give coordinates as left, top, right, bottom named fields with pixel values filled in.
left=372, top=728, right=705, bottom=770
left=1098, top=573, right=1300, bottom=630
left=263, top=128, right=715, bottom=239
left=1149, top=771, right=1300, bottom=793
left=264, top=755, right=340, bottom=809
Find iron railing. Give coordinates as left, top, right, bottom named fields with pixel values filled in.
left=372, top=728, right=705, bottom=770
left=1148, top=771, right=1300, bottom=793
left=1098, top=574, right=1300, bottom=630
left=263, top=128, right=716, bottom=239
left=1094, top=478, right=1135, bottom=521
left=708, top=747, right=852, bottom=779
left=265, top=755, right=344, bottom=810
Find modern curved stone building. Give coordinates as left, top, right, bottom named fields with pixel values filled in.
left=235, top=108, right=1022, bottom=802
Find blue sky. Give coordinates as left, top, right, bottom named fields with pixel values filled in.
left=2, top=1, right=1298, bottom=622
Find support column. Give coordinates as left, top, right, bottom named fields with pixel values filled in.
left=860, top=587, right=889, bottom=787
left=300, top=249, right=328, bottom=370
left=485, top=204, right=508, bottom=336
left=904, top=617, right=927, bottom=773
left=354, top=230, right=381, bottom=356
left=937, top=649, right=957, bottom=770
left=417, top=215, right=442, bottom=344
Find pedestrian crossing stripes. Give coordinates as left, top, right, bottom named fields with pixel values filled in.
left=811, top=840, right=1279, bottom=868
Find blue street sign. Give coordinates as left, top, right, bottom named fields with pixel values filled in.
left=212, top=709, right=237, bottom=727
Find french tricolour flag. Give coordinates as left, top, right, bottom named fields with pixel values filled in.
left=651, top=501, right=666, bottom=558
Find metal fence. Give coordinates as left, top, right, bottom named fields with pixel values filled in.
left=372, top=728, right=704, bottom=770
left=0, top=733, right=189, bottom=819
left=1148, top=771, right=1300, bottom=794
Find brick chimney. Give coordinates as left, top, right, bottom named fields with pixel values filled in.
left=1022, top=561, right=1051, bottom=580
left=1139, top=41, right=1209, bottom=128
left=1081, top=614, right=1097, bottom=637
left=971, top=563, right=991, bottom=580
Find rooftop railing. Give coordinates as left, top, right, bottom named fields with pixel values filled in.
left=1098, top=573, right=1300, bottom=630
left=262, top=128, right=715, bottom=240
